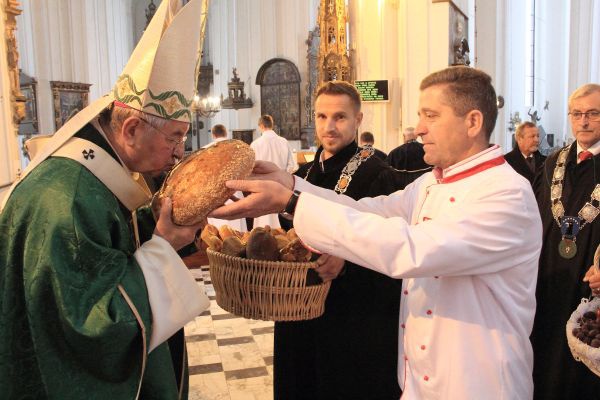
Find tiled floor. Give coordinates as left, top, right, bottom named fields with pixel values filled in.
left=187, top=267, right=274, bottom=400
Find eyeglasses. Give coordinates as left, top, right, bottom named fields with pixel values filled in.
left=568, top=111, right=600, bottom=121
left=138, top=116, right=188, bottom=148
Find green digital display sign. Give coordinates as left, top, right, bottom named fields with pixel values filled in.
left=354, top=80, right=389, bottom=102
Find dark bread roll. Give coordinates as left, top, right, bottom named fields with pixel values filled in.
left=153, top=140, right=254, bottom=225
left=246, top=227, right=279, bottom=261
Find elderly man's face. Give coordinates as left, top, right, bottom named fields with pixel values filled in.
left=315, top=93, right=363, bottom=160
left=416, top=84, right=472, bottom=169
left=516, top=126, right=539, bottom=156
left=570, top=91, right=600, bottom=150
left=130, top=116, right=190, bottom=177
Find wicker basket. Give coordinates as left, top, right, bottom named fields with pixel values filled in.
left=206, top=249, right=332, bottom=321
left=566, top=296, right=600, bottom=377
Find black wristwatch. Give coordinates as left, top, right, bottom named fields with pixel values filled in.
left=280, top=190, right=301, bottom=220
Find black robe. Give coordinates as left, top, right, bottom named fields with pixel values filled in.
left=385, top=141, right=432, bottom=185
left=504, top=147, right=546, bottom=184
left=274, top=142, right=406, bottom=400
left=531, top=144, right=600, bottom=400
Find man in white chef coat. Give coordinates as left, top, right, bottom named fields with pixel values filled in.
left=210, top=66, right=542, bottom=400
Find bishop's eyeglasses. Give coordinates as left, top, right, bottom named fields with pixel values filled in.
left=138, top=116, right=189, bottom=148
left=568, top=111, right=600, bottom=121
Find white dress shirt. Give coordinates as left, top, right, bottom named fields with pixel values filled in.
left=292, top=145, right=541, bottom=399
left=251, top=130, right=298, bottom=228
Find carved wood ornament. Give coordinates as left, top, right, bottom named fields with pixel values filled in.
left=5, top=0, right=26, bottom=125
left=317, top=0, right=352, bottom=85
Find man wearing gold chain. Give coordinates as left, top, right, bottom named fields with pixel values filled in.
left=531, top=83, right=600, bottom=399
left=274, top=81, right=407, bottom=400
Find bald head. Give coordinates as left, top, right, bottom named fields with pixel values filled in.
left=403, top=127, right=416, bottom=142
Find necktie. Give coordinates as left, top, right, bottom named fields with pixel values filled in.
left=526, top=156, right=535, bottom=172
left=579, top=151, right=593, bottom=162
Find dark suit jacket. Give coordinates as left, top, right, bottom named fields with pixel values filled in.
left=504, top=147, right=546, bottom=184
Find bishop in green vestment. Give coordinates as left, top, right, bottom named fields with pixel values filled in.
left=0, top=1, right=210, bottom=398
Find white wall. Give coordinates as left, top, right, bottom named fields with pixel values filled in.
left=17, top=0, right=135, bottom=136
left=349, top=0, right=400, bottom=151
left=479, top=0, right=598, bottom=152
left=204, top=0, right=319, bottom=145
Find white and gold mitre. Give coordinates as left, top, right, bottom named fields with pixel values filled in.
left=113, top=0, right=208, bottom=122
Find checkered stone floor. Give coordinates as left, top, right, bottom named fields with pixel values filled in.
left=187, top=267, right=274, bottom=400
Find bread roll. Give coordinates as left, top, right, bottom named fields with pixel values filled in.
left=203, top=235, right=223, bottom=252
left=153, top=140, right=255, bottom=225
left=219, top=225, right=237, bottom=241
left=280, top=238, right=311, bottom=262
left=246, top=227, right=279, bottom=261
left=221, top=236, right=246, bottom=257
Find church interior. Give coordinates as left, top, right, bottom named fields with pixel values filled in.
left=1, top=0, right=599, bottom=399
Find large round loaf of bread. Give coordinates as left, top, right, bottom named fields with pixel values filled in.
left=155, top=139, right=255, bottom=225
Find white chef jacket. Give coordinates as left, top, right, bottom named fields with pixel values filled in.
left=251, top=130, right=298, bottom=228
left=203, top=138, right=247, bottom=232
left=293, top=145, right=541, bottom=400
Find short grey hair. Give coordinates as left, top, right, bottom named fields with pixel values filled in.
left=102, top=104, right=169, bottom=134
left=569, top=83, right=600, bottom=110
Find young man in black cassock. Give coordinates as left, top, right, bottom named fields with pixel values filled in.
left=275, top=81, right=407, bottom=400
left=531, top=83, right=600, bottom=400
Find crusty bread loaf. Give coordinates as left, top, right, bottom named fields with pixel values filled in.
left=154, top=140, right=255, bottom=225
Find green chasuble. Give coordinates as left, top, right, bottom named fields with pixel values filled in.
left=0, top=147, right=187, bottom=398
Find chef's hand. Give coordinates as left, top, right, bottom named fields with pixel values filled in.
left=209, top=179, right=293, bottom=220
left=583, top=265, right=600, bottom=295
left=154, top=197, right=205, bottom=250
left=248, top=160, right=295, bottom=189
left=315, top=254, right=346, bottom=282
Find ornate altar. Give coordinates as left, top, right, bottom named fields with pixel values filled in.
left=317, top=0, right=352, bottom=84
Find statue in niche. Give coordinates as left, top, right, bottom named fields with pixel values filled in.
left=528, top=108, right=541, bottom=123
left=328, top=27, right=336, bottom=46
left=453, top=37, right=470, bottom=66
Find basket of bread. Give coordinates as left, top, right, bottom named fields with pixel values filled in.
left=566, top=244, right=600, bottom=377
left=150, top=139, right=330, bottom=321
left=201, top=224, right=331, bottom=321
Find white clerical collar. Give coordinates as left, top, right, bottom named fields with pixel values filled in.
left=203, top=136, right=227, bottom=148
left=91, top=118, right=130, bottom=172
left=576, top=140, right=600, bottom=157
left=433, top=145, right=504, bottom=182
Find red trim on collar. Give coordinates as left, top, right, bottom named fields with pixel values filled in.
left=439, top=156, right=505, bottom=184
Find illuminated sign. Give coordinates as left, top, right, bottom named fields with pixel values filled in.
left=354, top=80, right=389, bottom=102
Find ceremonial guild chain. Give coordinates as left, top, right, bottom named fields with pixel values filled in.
left=550, top=145, right=600, bottom=258
left=304, top=146, right=374, bottom=194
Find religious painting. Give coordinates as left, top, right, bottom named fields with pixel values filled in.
left=256, top=58, right=301, bottom=141
left=50, top=81, right=92, bottom=130
left=19, top=72, right=38, bottom=136
left=448, top=2, right=470, bottom=66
